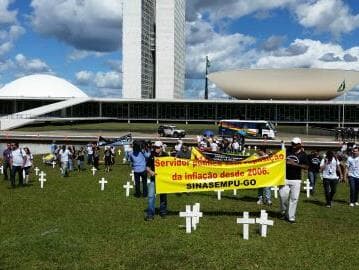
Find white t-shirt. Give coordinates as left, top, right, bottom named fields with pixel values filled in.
left=59, top=149, right=70, bottom=162
left=347, top=156, right=359, bottom=178
left=11, top=148, right=26, bottom=166
left=87, top=145, right=93, bottom=155
left=320, top=158, right=339, bottom=179
left=175, top=143, right=182, bottom=152
left=232, top=141, right=240, bottom=150
left=210, top=142, right=218, bottom=152
left=24, top=154, right=33, bottom=167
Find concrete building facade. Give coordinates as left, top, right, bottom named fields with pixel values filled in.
left=122, top=0, right=185, bottom=100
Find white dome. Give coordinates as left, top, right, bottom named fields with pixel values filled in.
left=0, top=74, right=88, bottom=98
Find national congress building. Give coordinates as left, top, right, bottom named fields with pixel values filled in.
left=122, top=0, right=185, bottom=99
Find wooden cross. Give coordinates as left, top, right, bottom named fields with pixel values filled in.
left=123, top=181, right=133, bottom=197
left=271, top=186, right=279, bottom=199
left=236, top=212, right=256, bottom=240
left=216, top=190, right=224, bottom=200
left=255, top=210, right=274, bottom=237
left=303, top=179, right=313, bottom=198
left=38, top=171, right=47, bottom=189
left=91, top=167, right=97, bottom=176
left=192, top=203, right=203, bottom=230
left=99, top=177, right=107, bottom=191
left=179, top=205, right=201, bottom=234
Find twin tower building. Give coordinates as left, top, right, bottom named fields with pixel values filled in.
left=123, top=0, right=186, bottom=100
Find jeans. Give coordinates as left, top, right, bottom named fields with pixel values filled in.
left=323, top=178, right=338, bottom=205
left=147, top=181, right=167, bottom=217
left=349, top=176, right=359, bottom=203
left=10, top=166, right=23, bottom=187
left=3, top=160, right=10, bottom=180
left=279, top=179, right=301, bottom=221
left=308, top=171, right=318, bottom=193
left=87, top=154, right=93, bottom=165
left=134, top=171, right=148, bottom=197
left=258, top=187, right=271, bottom=201
left=77, top=160, right=84, bottom=170
left=68, top=159, right=73, bottom=171
left=61, top=162, right=68, bottom=177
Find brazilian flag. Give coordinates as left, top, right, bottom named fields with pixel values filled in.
left=337, top=80, right=346, bottom=92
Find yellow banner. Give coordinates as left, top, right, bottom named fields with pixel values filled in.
left=155, top=150, right=286, bottom=194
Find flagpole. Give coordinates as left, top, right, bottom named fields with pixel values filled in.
left=205, top=56, right=209, bottom=100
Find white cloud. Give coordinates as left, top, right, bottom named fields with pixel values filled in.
left=0, top=41, right=12, bottom=55
left=186, top=0, right=295, bottom=22
left=254, top=39, right=359, bottom=70
left=75, top=70, right=121, bottom=90
left=75, top=70, right=93, bottom=85
left=94, top=71, right=121, bottom=89
left=30, top=0, right=122, bottom=52
left=15, top=53, right=52, bottom=74
left=0, top=0, right=17, bottom=25
left=68, top=49, right=106, bottom=61
left=294, top=0, right=359, bottom=38
left=186, top=19, right=255, bottom=78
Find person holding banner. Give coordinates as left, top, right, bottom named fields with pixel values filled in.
left=145, top=141, right=169, bottom=221
left=279, top=137, right=308, bottom=223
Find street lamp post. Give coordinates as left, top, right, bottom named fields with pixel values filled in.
left=204, top=56, right=210, bottom=100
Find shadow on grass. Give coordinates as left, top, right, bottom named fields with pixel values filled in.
left=303, top=199, right=324, bottom=206
left=165, top=209, right=280, bottom=218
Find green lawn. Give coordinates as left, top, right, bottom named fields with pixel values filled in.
left=1, top=154, right=358, bottom=269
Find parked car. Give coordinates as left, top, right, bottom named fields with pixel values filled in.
left=158, top=125, right=186, bottom=138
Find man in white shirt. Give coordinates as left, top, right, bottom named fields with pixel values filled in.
left=346, top=147, right=359, bottom=206
left=59, top=145, right=71, bottom=177
left=10, top=142, right=27, bottom=188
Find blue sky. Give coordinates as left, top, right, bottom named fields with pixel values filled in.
left=0, top=0, right=359, bottom=100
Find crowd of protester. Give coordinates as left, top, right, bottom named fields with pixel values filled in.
left=2, top=134, right=359, bottom=224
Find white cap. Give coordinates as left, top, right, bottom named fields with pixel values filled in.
left=154, top=141, right=163, bottom=147
left=291, top=137, right=302, bottom=144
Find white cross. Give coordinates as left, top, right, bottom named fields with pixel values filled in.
left=34, top=167, right=40, bottom=176
left=242, top=150, right=245, bottom=156
left=216, top=190, right=224, bottom=200
left=51, top=160, right=56, bottom=168
left=248, top=145, right=251, bottom=150
left=42, top=156, right=46, bottom=163
left=254, top=146, right=257, bottom=151
left=255, top=210, right=274, bottom=237
left=233, top=189, right=237, bottom=196
left=303, top=179, right=313, bottom=198
left=179, top=205, right=198, bottom=234
left=99, top=177, right=107, bottom=191
left=130, top=171, right=135, bottom=183
left=271, top=186, right=279, bottom=199
left=0, top=165, right=3, bottom=174
left=123, top=181, right=133, bottom=197
left=39, top=171, right=47, bottom=189
left=91, top=167, right=97, bottom=176
left=236, top=212, right=256, bottom=240
left=192, top=203, right=203, bottom=230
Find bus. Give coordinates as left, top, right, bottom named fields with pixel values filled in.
left=218, top=120, right=276, bottom=139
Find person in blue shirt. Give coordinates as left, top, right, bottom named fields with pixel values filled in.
left=129, top=141, right=148, bottom=198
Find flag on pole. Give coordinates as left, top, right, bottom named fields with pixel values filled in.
left=337, top=80, right=346, bottom=92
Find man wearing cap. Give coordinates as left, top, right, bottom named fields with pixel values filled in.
left=145, top=141, right=169, bottom=221
left=279, top=137, right=309, bottom=223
